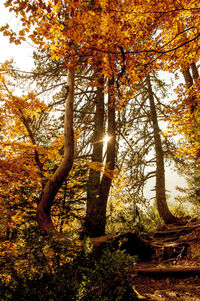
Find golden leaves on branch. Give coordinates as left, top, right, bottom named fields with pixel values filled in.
left=165, top=79, right=200, bottom=159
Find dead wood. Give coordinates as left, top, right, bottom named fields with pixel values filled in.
left=87, top=217, right=200, bottom=266
left=89, top=232, right=154, bottom=261
left=151, top=224, right=200, bottom=239
left=135, top=264, right=200, bottom=274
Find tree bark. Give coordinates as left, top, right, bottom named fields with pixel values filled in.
left=182, top=65, right=199, bottom=113
left=191, top=62, right=199, bottom=81
left=19, top=109, right=44, bottom=173
left=85, top=79, right=116, bottom=237
left=37, top=69, right=75, bottom=236
left=147, top=75, right=177, bottom=224
left=182, top=68, right=193, bottom=88
left=85, top=76, right=104, bottom=237
left=184, top=63, right=200, bottom=159
left=97, top=84, right=116, bottom=236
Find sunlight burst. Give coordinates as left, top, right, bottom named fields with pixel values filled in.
left=103, top=134, right=111, bottom=143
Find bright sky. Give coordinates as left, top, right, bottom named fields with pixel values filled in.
left=0, top=2, right=34, bottom=70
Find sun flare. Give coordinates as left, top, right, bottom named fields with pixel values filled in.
left=103, top=134, right=111, bottom=143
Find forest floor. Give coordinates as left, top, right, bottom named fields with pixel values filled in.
left=129, top=217, right=200, bottom=300
left=131, top=272, right=200, bottom=300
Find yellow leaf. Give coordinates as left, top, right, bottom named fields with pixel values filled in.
left=88, top=11, right=95, bottom=16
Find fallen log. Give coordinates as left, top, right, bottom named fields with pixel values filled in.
left=135, top=264, right=200, bottom=274
left=89, top=232, right=154, bottom=261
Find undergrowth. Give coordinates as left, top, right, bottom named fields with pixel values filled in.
left=0, top=229, right=137, bottom=300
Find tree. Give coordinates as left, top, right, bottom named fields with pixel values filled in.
left=37, top=69, right=75, bottom=235
left=175, top=161, right=200, bottom=208
left=166, top=63, right=200, bottom=160
left=85, top=75, right=104, bottom=237
left=0, top=61, right=49, bottom=238
left=1, top=0, right=200, bottom=236
left=84, top=77, right=116, bottom=237
left=146, top=74, right=178, bottom=224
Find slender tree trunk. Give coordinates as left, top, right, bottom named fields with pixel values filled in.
left=37, top=69, right=75, bottom=236
left=146, top=75, right=177, bottom=224
left=85, top=77, right=104, bottom=237
left=182, top=68, right=193, bottom=88
left=182, top=65, right=199, bottom=113
left=3, top=84, right=44, bottom=176
left=191, top=62, right=199, bottom=81
left=183, top=63, right=200, bottom=159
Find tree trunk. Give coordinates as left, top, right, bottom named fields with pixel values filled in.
left=85, top=76, right=104, bottom=237
left=146, top=75, right=177, bottom=224
left=37, top=69, right=75, bottom=236
left=98, top=83, right=116, bottom=236
left=191, top=62, right=199, bottom=81
left=182, top=68, right=193, bottom=88
left=85, top=79, right=116, bottom=237
left=184, top=63, right=200, bottom=159
left=182, top=65, right=199, bottom=113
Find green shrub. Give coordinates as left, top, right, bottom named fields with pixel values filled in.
left=0, top=234, right=137, bottom=301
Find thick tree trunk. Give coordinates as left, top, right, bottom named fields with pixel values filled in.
left=98, top=85, right=116, bottom=236
left=85, top=76, right=104, bottom=237
left=37, top=69, right=75, bottom=236
left=85, top=79, right=116, bottom=237
left=147, top=75, right=177, bottom=224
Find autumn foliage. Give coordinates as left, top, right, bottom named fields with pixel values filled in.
left=0, top=0, right=200, bottom=299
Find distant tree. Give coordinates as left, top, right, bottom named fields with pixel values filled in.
left=146, top=74, right=178, bottom=223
